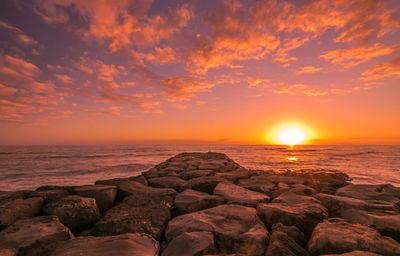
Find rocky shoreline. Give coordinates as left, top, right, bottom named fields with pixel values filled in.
left=0, top=152, right=400, bottom=256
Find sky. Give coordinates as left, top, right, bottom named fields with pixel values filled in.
left=0, top=0, right=399, bottom=145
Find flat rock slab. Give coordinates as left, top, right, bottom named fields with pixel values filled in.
left=73, top=184, right=117, bottom=212
left=214, top=182, right=270, bottom=207
left=184, top=176, right=227, bottom=194
left=51, top=233, right=159, bottom=256
left=307, top=218, right=400, bottom=255
left=88, top=186, right=174, bottom=240
left=0, top=215, right=73, bottom=256
left=28, top=190, right=69, bottom=204
left=0, top=197, right=43, bottom=229
left=336, top=184, right=400, bottom=202
left=314, top=193, right=370, bottom=216
left=174, top=189, right=225, bottom=214
left=257, top=193, right=328, bottom=236
left=237, top=175, right=276, bottom=195
left=43, top=195, right=100, bottom=235
left=165, top=204, right=269, bottom=256
left=147, top=176, right=187, bottom=192
left=179, top=169, right=213, bottom=180
left=161, top=231, right=215, bottom=256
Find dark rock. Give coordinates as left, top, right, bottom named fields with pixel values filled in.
left=73, top=184, right=117, bottom=212
left=185, top=176, right=227, bottom=194
left=214, top=182, right=269, bottom=207
left=51, top=233, right=159, bottom=256
left=36, top=186, right=75, bottom=194
left=257, top=192, right=328, bottom=236
left=28, top=190, right=69, bottom=204
left=142, top=168, right=180, bottom=179
left=88, top=185, right=174, bottom=240
left=237, top=175, right=276, bottom=195
left=314, top=193, right=369, bottom=216
left=0, top=216, right=73, bottom=256
left=179, top=170, right=213, bottom=180
left=128, top=174, right=148, bottom=185
left=148, top=176, right=187, bottom=191
left=271, top=222, right=307, bottom=247
left=161, top=232, right=215, bottom=256
left=320, top=251, right=382, bottom=256
left=43, top=195, right=100, bottom=235
left=174, top=189, right=224, bottom=214
left=265, top=231, right=309, bottom=256
left=336, top=184, right=400, bottom=202
left=0, top=197, right=43, bottom=229
left=165, top=204, right=269, bottom=256
left=214, top=169, right=254, bottom=182
left=307, top=218, right=400, bottom=255
left=288, top=184, right=316, bottom=196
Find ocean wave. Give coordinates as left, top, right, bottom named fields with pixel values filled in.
left=332, top=151, right=382, bottom=157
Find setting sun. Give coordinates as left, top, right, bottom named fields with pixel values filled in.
left=278, top=128, right=305, bottom=145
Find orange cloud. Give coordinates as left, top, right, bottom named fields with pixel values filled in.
left=296, top=66, right=322, bottom=74
left=361, top=57, right=400, bottom=80
left=160, top=76, right=215, bottom=102
left=55, top=74, right=73, bottom=84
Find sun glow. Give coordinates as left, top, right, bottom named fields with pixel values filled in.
left=278, top=128, right=305, bottom=145
left=267, top=122, right=315, bottom=145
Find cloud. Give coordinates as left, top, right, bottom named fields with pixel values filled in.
left=0, top=21, right=38, bottom=47
left=55, top=74, right=73, bottom=84
left=361, top=57, right=400, bottom=80
left=320, top=44, right=399, bottom=68
left=160, top=76, right=215, bottom=102
left=296, top=66, right=322, bottom=74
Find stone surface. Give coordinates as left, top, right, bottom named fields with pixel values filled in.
left=213, top=182, right=269, bottom=207
left=51, top=233, right=159, bottom=256
left=161, top=232, right=215, bottom=256
left=73, top=184, right=117, bottom=212
left=179, top=170, right=213, bottom=180
left=0, top=197, right=43, bottom=229
left=29, top=190, right=69, bottom=204
left=142, top=168, right=180, bottom=179
left=148, top=176, right=187, bottom=191
left=184, top=176, right=227, bottom=194
left=320, top=251, right=382, bottom=256
left=165, top=204, right=269, bottom=256
left=237, top=175, right=276, bottom=195
left=257, top=192, right=328, bottom=236
left=174, top=189, right=224, bottom=214
left=0, top=216, right=73, bottom=256
left=43, top=195, right=100, bottom=235
left=336, top=184, right=400, bottom=202
left=265, top=231, right=309, bottom=256
left=88, top=185, right=174, bottom=240
left=214, top=169, right=254, bottom=182
left=271, top=222, right=307, bottom=247
left=307, top=218, right=400, bottom=255
left=128, top=174, right=148, bottom=185
left=314, top=193, right=369, bottom=216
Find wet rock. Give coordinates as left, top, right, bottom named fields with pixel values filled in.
left=0, top=197, right=43, bottom=229
left=161, top=232, right=215, bottom=256
left=257, top=192, right=328, bottom=236
left=307, top=218, right=400, bottom=255
left=174, top=189, right=224, bottom=214
left=237, top=175, right=276, bottom=195
left=271, top=222, right=307, bottom=247
left=0, top=215, right=73, bottom=256
left=73, top=184, right=117, bottom=212
left=28, top=190, right=69, bottom=204
left=148, top=176, right=187, bottom=191
left=165, top=204, right=269, bottom=256
left=179, top=169, right=213, bottom=180
left=88, top=185, right=174, bottom=240
left=314, top=193, right=369, bottom=216
left=265, top=231, right=309, bottom=256
left=95, top=179, right=177, bottom=200
left=336, top=184, right=400, bottom=202
left=43, top=195, right=100, bottom=235
left=214, top=182, right=269, bottom=207
left=185, top=176, right=227, bottom=194
left=320, top=251, right=382, bottom=256
left=339, top=208, right=400, bottom=242
left=51, top=233, right=159, bottom=256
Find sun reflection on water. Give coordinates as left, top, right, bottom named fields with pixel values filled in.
left=287, top=156, right=297, bottom=161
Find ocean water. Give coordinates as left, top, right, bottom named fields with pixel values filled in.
left=0, top=144, right=399, bottom=191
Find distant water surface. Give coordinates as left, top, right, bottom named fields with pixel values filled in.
left=0, top=144, right=399, bottom=191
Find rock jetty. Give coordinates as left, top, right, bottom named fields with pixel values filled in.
left=0, top=152, right=400, bottom=255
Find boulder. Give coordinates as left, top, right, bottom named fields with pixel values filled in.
left=336, top=184, right=400, bottom=202
left=36, top=186, right=75, bottom=194
left=265, top=231, right=309, bottom=256
left=51, top=233, right=159, bottom=256
left=271, top=222, right=307, bottom=247
left=73, top=184, right=117, bottom=212
left=237, top=175, right=276, bottom=195
left=161, top=232, right=215, bottom=256
left=214, top=169, right=254, bottom=182
left=28, top=190, right=69, bottom=204
left=179, top=170, right=213, bottom=180
left=0, top=197, right=43, bottom=229
left=214, top=182, right=270, bottom=207
left=307, top=218, right=400, bottom=255
left=257, top=193, right=328, bottom=236
left=339, top=208, right=400, bottom=242
left=288, top=184, right=316, bottom=196
left=0, top=216, right=73, bottom=256
left=88, top=187, right=174, bottom=240
left=128, top=175, right=148, bottom=185
left=142, top=168, right=180, bottom=179
left=174, top=189, right=224, bottom=214
left=43, top=195, right=100, bottom=235
left=165, top=204, right=269, bottom=256
left=185, top=176, right=227, bottom=194
left=314, top=193, right=369, bottom=216
left=147, top=176, right=187, bottom=191
left=320, top=251, right=382, bottom=256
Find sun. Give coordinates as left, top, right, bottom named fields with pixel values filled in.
left=278, top=128, right=305, bottom=145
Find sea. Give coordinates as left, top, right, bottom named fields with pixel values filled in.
left=0, top=144, right=399, bottom=191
